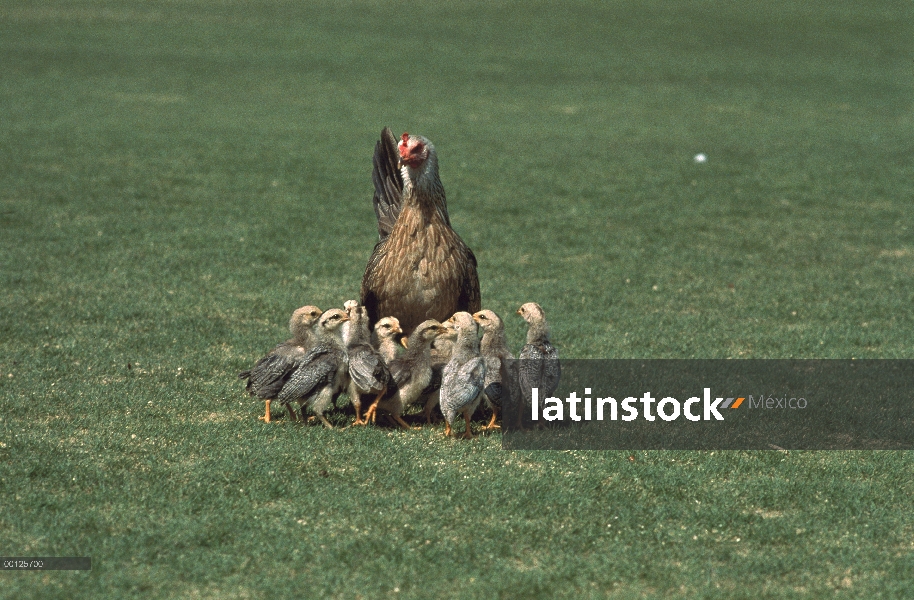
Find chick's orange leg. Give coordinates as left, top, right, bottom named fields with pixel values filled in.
left=258, top=399, right=272, bottom=423
left=482, top=408, right=500, bottom=431
left=364, top=396, right=383, bottom=424
left=355, top=390, right=384, bottom=426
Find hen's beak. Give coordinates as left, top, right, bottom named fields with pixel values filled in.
left=516, top=309, right=523, bottom=315
left=400, top=336, right=409, bottom=349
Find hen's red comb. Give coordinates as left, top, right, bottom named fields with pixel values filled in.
left=401, top=132, right=410, bottom=143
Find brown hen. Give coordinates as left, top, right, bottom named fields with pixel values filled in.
left=360, top=127, right=481, bottom=336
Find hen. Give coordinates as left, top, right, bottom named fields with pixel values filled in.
left=360, top=127, right=481, bottom=335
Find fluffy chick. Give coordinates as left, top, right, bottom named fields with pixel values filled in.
left=516, top=302, right=560, bottom=428
left=364, top=320, right=448, bottom=429
left=473, top=309, right=514, bottom=430
left=275, top=308, right=350, bottom=428
left=416, top=316, right=457, bottom=424
left=371, top=316, right=403, bottom=363
left=340, top=299, right=359, bottom=346
left=345, top=303, right=392, bottom=425
left=440, top=312, right=487, bottom=439
left=239, top=305, right=322, bottom=423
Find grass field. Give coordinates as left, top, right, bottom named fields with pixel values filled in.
left=2, top=1, right=913, bottom=597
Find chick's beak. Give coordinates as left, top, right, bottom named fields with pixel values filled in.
left=400, top=336, right=409, bottom=349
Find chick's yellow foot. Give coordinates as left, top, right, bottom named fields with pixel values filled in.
left=481, top=412, right=500, bottom=431
left=352, top=406, right=367, bottom=426
left=363, top=402, right=380, bottom=424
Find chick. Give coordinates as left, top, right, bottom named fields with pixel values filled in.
left=275, top=308, right=350, bottom=428
left=345, top=303, right=392, bottom=425
left=239, top=305, right=322, bottom=423
left=340, top=299, right=359, bottom=347
left=416, top=317, right=458, bottom=424
left=364, top=320, right=448, bottom=429
left=473, top=309, right=514, bottom=431
left=371, top=316, right=403, bottom=363
left=440, top=312, right=487, bottom=439
left=516, top=302, right=560, bottom=428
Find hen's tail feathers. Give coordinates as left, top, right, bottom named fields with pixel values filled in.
left=372, top=126, right=404, bottom=240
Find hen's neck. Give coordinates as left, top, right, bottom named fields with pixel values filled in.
left=401, top=155, right=449, bottom=225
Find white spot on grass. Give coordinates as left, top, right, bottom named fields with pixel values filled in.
left=694, top=153, right=707, bottom=163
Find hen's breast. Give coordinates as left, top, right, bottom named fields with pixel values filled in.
left=365, top=204, right=475, bottom=333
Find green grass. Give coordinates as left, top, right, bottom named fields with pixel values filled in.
left=2, top=0, right=913, bottom=597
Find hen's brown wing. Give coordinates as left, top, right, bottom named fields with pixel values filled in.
left=360, top=238, right=387, bottom=327
left=372, top=127, right=403, bottom=241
